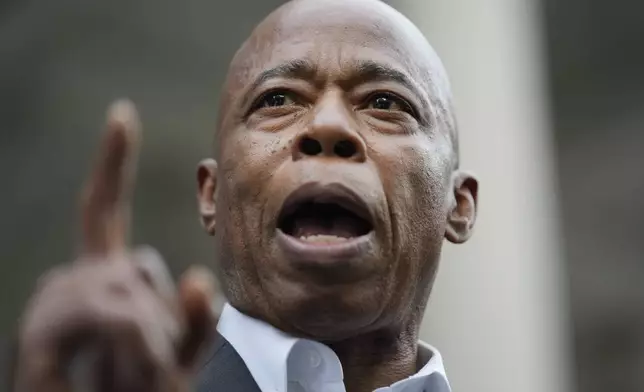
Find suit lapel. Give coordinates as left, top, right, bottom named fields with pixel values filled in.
left=195, top=334, right=262, bottom=392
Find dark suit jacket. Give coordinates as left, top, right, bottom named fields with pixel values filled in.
left=195, top=334, right=261, bottom=392
left=5, top=333, right=258, bottom=392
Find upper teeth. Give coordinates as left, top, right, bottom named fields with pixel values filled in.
left=299, top=234, right=349, bottom=243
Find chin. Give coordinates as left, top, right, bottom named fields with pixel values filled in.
left=262, top=272, right=389, bottom=341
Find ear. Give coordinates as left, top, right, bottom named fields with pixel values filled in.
left=197, top=159, right=218, bottom=236
left=445, top=171, right=478, bottom=244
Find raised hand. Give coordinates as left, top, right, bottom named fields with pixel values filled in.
left=14, top=100, right=216, bottom=392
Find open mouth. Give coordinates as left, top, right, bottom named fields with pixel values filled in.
left=277, top=183, right=374, bottom=244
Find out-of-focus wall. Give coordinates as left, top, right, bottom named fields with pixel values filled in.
left=543, top=0, right=644, bottom=391
left=391, top=1, right=575, bottom=392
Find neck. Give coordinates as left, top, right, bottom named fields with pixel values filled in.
left=325, top=325, right=419, bottom=392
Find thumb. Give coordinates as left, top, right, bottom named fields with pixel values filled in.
left=176, top=265, right=218, bottom=370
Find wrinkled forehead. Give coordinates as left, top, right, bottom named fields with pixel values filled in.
left=225, top=0, right=448, bottom=100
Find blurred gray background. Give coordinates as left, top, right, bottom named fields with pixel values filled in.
left=544, top=0, right=644, bottom=390
left=1, top=0, right=643, bottom=391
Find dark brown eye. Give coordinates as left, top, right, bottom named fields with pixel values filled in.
left=366, top=93, right=412, bottom=113
left=257, top=91, right=296, bottom=108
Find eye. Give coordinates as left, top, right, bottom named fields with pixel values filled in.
left=254, top=90, right=297, bottom=109
left=365, top=93, right=413, bottom=114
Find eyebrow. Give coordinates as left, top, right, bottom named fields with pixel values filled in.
left=348, top=60, right=420, bottom=97
left=244, top=59, right=318, bottom=98
left=242, top=58, right=429, bottom=116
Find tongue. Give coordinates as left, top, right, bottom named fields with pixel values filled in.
left=293, top=213, right=362, bottom=240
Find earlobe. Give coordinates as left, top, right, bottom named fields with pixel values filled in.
left=197, top=159, right=218, bottom=236
left=445, top=171, right=478, bottom=244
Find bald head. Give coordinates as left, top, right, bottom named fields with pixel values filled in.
left=217, top=0, right=459, bottom=165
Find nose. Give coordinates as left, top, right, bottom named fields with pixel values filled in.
left=292, top=96, right=367, bottom=163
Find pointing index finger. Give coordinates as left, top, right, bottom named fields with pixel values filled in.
left=80, top=99, right=141, bottom=258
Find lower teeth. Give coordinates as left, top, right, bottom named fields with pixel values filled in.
left=299, top=234, right=349, bottom=243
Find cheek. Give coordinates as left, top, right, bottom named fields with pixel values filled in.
left=220, top=129, right=293, bottom=200
left=375, top=138, right=451, bottom=272
left=217, top=129, right=296, bottom=263
left=375, top=137, right=450, bottom=229
left=402, top=150, right=449, bottom=250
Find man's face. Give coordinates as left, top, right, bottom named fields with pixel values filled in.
left=198, top=0, right=476, bottom=340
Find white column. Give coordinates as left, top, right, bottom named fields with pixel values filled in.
left=391, top=1, right=576, bottom=391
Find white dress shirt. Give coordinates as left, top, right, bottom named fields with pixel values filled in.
left=217, top=304, right=451, bottom=392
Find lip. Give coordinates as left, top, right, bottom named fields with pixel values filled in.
left=276, top=182, right=375, bottom=263
left=277, top=228, right=373, bottom=263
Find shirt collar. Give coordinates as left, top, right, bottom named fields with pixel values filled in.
left=217, top=303, right=451, bottom=392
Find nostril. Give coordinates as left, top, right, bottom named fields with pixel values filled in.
left=300, top=137, right=322, bottom=156
left=334, top=140, right=357, bottom=158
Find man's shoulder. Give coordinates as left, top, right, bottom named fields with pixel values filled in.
left=195, top=334, right=261, bottom=392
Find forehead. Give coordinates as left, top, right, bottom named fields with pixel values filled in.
left=233, top=1, right=438, bottom=89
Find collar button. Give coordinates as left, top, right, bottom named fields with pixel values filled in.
left=308, top=350, right=322, bottom=368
